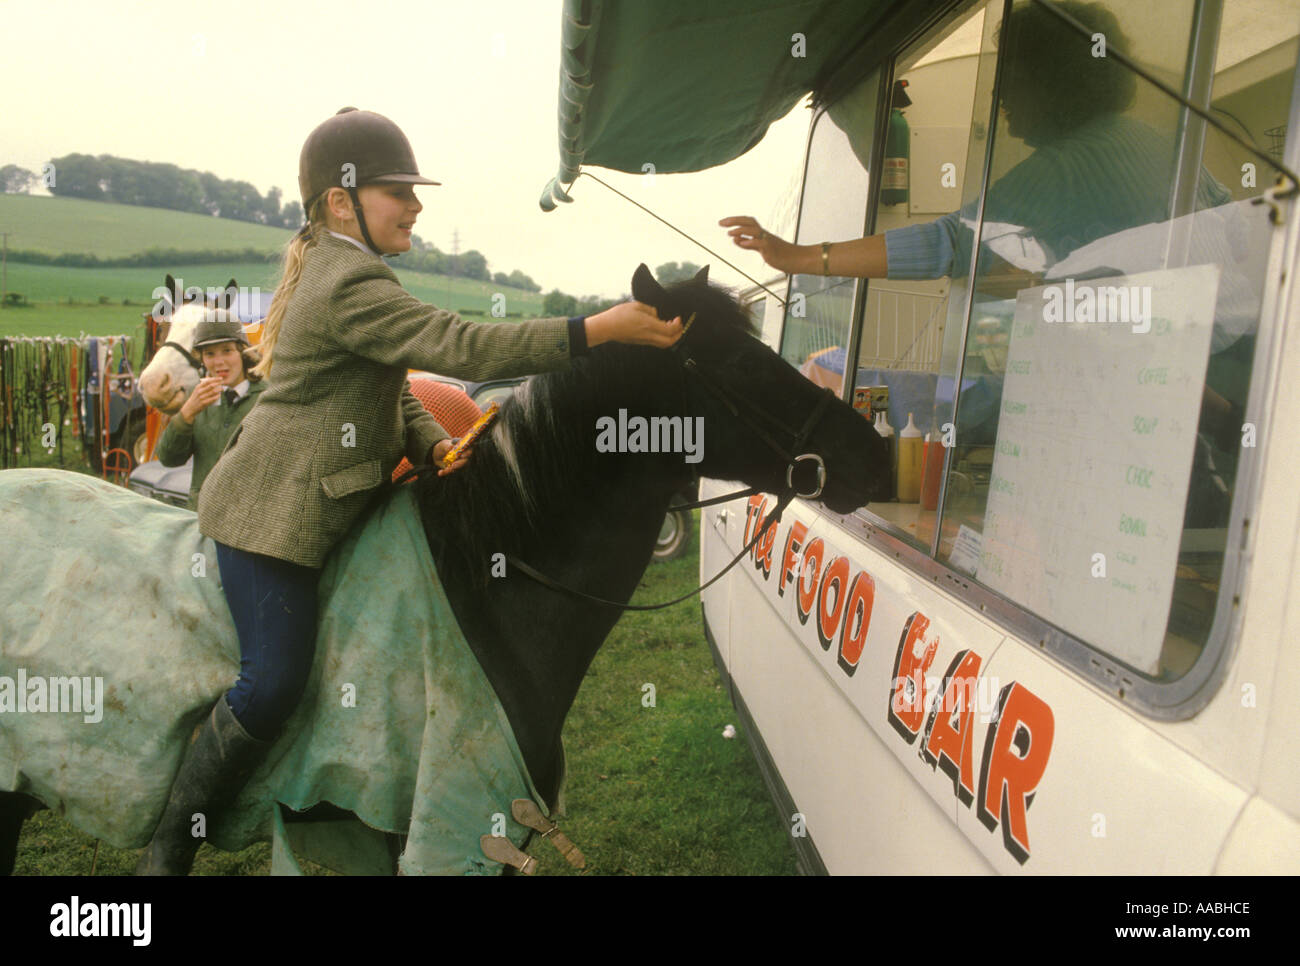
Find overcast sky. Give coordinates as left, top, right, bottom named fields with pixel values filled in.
left=3, top=0, right=812, bottom=299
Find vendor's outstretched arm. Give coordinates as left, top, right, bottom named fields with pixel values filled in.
left=720, top=216, right=889, bottom=278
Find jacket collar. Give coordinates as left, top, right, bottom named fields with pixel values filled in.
left=326, top=229, right=380, bottom=258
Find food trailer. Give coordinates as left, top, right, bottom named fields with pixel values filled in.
left=543, top=0, right=1300, bottom=873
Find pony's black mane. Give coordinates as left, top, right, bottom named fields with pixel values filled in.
left=414, top=278, right=758, bottom=576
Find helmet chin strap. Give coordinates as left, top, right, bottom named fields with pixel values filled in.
left=346, top=186, right=389, bottom=256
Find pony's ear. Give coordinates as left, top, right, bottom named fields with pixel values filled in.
left=631, top=263, right=667, bottom=313
left=165, top=274, right=180, bottom=305
left=693, top=265, right=710, bottom=285
left=221, top=279, right=238, bottom=309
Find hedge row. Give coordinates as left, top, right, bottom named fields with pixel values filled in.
left=6, top=247, right=277, bottom=268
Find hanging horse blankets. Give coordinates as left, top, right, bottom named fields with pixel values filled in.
left=0, top=468, right=556, bottom=875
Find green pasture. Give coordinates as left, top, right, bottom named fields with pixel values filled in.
left=0, top=262, right=546, bottom=334
left=0, top=194, right=291, bottom=257
left=11, top=499, right=799, bottom=876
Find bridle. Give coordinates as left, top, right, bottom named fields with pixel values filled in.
left=160, top=340, right=203, bottom=373
left=673, top=326, right=834, bottom=504
left=400, top=313, right=840, bottom=612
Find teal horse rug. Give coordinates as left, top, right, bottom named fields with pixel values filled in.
left=0, top=468, right=556, bottom=874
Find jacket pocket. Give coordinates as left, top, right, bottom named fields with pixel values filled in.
left=320, top=459, right=383, bottom=499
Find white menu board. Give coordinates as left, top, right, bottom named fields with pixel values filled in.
left=976, top=265, right=1220, bottom=673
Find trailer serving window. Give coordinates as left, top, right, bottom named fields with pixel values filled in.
left=778, top=67, right=881, bottom=382
left=786, top=0, right=1299, bottom=715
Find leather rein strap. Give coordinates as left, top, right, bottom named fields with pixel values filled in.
left=507, top=490, right=796, bottom=612
left=504, top=344, right=836, bottom=612
left=390, top=334, right=838, bottom=613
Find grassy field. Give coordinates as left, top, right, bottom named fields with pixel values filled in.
left=0, top=194, right=551, bottom=324
left=0, top=194, right=291, bottom=256
left=10, top=493, right=799, bottom=876
left=0, top=263, right=547, bottom=333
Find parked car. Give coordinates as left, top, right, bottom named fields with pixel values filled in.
left=411, top=372, right=528, bottom=412
left=126, top=456, right=193, bottom=508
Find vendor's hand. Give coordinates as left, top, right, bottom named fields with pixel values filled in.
left=180, top=376, right=223, bottom=422
left=585, top=301, right=683, bottom=349
left=720, top=216, right=797, bottom=272
left=431, top=438, right=471, bottom=476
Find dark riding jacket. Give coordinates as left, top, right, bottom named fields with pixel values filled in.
left=157, top=378, right=267, bottom=510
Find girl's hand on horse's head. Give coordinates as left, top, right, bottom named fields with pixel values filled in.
left=585, top=301, right=683, bottom=349
left=719, top=216, right=794, bottom=272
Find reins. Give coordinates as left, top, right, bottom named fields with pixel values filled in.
left=392, top=328, right=837, bottom=612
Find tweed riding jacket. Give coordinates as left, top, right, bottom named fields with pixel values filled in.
left=197, top=231, right=575, bottom=567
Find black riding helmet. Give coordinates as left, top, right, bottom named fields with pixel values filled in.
left=298, top=107, right=439, bottom=254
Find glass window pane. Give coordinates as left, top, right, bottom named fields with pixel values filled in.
left=852, top=1, right=993, bottom=547
left=935, top=0, right=1296, bottom=680
left=778, top=69, right=880, bottom=395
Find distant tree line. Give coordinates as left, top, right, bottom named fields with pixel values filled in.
left=400, top=236, right=540, bottom=292
left=1, top=160, right=697, bottom=304
left=6, top=155, right=304, bottom=228
left=1, top=247, right=274, bottom=269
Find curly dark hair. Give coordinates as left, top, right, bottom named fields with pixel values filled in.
left=998, top=1, right=1137, bottom=145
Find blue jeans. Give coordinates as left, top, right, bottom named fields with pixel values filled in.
left=214, top=542, right=321, bottom=741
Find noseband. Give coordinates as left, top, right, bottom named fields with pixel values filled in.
left=160, top=340, right=203, bottom=372
left=675, top=328, right=835, bottom=502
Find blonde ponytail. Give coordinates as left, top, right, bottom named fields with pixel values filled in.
left=252, top=197, right=327, bottom=380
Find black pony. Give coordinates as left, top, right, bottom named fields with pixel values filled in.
left=414, top=264, right=888, bottom=808
left=1, top=264, right=886, bottom=873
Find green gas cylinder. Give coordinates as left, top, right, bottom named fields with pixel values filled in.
left=881, top=79, right=911, bottom=207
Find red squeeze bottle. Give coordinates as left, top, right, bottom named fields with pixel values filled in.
left=920, top=436, right=945, bottom=511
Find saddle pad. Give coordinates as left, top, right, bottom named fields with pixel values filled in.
left=0, top=468, right=550, bottom=875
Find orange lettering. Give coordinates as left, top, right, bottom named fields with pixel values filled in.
left=778, top=520, right=808, bottom=598
left=977, top=682, right=1054, bottom=865
left=816, top=556, right=850, bottom=652
left=887, top=612, right=938, bottom=743
left=796, top=537, right=824, bottom=626
left=836, top=571, right=875, bottom=676
left=922, top=649, right=982, bottom=804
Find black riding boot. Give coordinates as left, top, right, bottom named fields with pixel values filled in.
left=135, top=697, right=270, bottom=875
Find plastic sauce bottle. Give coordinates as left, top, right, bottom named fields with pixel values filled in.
left=897, top=412, right=924, bottom=503
left=920, top=433, right=946, bottom=511
left=873, top=411, right=896, bottom=501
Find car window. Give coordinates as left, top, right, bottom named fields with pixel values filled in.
left=475, top=383, right=520, bottom=410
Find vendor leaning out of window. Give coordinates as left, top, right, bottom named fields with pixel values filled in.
left=156, top=310, right=265, bottom=510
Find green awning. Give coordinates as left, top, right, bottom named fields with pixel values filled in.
left=541, top=0, right=915, bottom=210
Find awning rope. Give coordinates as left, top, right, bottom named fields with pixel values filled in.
left=568, top=170, right=788, bottom=305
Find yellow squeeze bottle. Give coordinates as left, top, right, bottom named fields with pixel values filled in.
left=896, top=412, right=924, bottom=503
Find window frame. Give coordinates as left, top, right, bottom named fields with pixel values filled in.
left=776, top=83, right=882, bottom=378
left=776, top=0, right=1299, bottom=720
